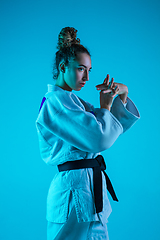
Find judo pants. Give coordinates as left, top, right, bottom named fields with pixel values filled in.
left=47, top=207, right=109, bottom=240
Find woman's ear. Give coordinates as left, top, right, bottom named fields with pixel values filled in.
left=59, top=62, right=65, bottom=73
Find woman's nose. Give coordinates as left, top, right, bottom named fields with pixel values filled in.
left=83, top=70, right=89, bottom=81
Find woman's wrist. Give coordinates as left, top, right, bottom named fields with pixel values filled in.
left=100, top=105, right=111, bottom=111
left=119, top=91, right=128, bottom=104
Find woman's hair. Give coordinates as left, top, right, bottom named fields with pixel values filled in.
left=53, top=27, right=91, bottom=79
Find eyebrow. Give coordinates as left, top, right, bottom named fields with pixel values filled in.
left=78, top=64, right=92, bottom=70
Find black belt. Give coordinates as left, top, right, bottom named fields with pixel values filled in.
left=58, top=155, right=118, bottom=213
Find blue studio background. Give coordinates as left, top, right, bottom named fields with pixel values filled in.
left=0, top=0, right=160, bottom=239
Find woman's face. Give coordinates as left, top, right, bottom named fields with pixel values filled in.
left=61, top=52, right=92, bottom=91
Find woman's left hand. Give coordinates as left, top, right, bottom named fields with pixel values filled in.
left=112, top=82, right=128, bottom=103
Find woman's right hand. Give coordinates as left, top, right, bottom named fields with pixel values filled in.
left=96, top=74, right=119, bottom=111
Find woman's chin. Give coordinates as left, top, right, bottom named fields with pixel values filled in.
left=74, top=86, right=82, bottom=91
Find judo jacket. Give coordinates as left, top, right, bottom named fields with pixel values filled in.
left=36, top=84, right=140, bottom=225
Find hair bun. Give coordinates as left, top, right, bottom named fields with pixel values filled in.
left=57, top=27, right=80, bottom=50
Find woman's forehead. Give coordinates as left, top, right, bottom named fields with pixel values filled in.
left=75, top=53, right=91, bottom=67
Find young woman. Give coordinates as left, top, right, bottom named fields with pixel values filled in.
left=36, top=27, right=140, bottom=240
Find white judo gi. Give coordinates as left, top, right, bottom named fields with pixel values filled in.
left=36, top=84, right=140, bottom=239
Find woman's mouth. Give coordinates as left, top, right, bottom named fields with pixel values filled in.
left=80, top=82, right=85, bottom=87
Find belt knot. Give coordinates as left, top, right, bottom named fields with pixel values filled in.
left=58, top=155, right=118, bottom=213
left=95, top=155, right=106, bottom=171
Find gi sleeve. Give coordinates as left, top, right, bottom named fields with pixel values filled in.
left=111, top=95, right=140, bottom=133
left=36, top=91, right=123, bottom=153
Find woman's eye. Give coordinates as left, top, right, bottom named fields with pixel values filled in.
left=78, top=68, right=84, bottom=71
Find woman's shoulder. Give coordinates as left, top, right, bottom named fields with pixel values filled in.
left=45, top=84, right=86, bottom=110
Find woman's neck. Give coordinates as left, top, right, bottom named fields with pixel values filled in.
left=55, top=75, right=72, bottom=91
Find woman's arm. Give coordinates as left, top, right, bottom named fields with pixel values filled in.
left=36, top=90, right=123, bottom=153
left=96, top=74, right=140, bottom=133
